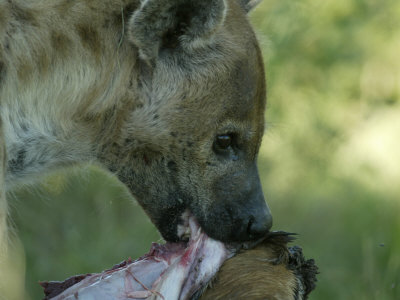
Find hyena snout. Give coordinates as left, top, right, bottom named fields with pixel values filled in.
left=198, top=166, right=273, bottom=243
left=204, top=190, right=272, bottom=243
left=245, top=196, right=273, bottom=240
left=232, top=189, right=273, bottom=242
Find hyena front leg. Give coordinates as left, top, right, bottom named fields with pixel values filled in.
left=0, top=119, right=6, bottom=258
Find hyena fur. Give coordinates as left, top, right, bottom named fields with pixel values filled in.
left=0, top=0, right=272, bottom=297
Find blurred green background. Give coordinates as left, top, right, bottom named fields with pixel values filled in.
left=8, top=0, right=400, bottom=299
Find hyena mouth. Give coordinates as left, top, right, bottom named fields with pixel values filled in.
left=176, top=209, right=192, bottom=241
left=42, top=214, right=230, bottom=300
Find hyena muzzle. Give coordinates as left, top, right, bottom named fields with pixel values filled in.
left=0, top=0, right=272, bottom=252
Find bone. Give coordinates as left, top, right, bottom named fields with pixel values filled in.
left=41, top=228, right=318, bottom=300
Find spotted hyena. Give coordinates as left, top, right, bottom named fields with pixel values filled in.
left=0, top=0, right=271, bottom=266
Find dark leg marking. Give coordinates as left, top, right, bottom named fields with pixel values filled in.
left=0, top=61, right=5, bottom=88
left=8, top=149, right=26, bottom=173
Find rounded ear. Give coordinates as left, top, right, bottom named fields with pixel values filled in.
left=128, top=0, right=227, bottom=61
left=240, top=0, right=262, bottom=12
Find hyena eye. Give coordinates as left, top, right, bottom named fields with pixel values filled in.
left=214, top=134, right=233, bottom=151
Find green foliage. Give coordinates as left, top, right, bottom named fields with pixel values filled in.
left=252, top=0, right=400, bottom=299
left=10, top=1, right=400, bottom=299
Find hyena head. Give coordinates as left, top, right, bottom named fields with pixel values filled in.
left=114, top=0, right=271, bottom=243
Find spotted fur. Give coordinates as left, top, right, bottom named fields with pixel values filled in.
left=0, top=0, right=269, bottom=297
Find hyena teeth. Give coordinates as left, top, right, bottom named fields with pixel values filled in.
left=177, top=224, right=187, bottom=239
left=182, top=227, right=191, bottom=241
left=177, top=224, right=191, bottom=241
left=177, top=209, right=192, bottom=240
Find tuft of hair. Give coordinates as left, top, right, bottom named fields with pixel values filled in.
left=198, top=231, right=318, bottom=300
left=128, top=0, right=227, bottom=61
left=288, top=246, right=319, bottom=299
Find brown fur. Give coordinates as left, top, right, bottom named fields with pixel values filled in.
left=200, top=234, right=318, bottom=300
left=1, top=0, right=271, bottom=298
left=202, top=248, right=297, bottom=300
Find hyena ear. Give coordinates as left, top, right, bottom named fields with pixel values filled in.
left=239, top=0, right=262, bottom=12
left=128, top=0, right=227, bottom=61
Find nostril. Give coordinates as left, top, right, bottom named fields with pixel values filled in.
left=247, top=214, right=273, bottom=239
left=247, top=215, right=255, bottom=235
left=247, top=216, right=254, bottom=235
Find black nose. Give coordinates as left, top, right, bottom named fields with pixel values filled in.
left=246, top=212, right=273, bottom=240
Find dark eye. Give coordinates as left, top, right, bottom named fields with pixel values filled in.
left=215, top=134, right=232, bottom=150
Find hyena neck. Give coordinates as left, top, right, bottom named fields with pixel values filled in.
left=1, top=1, right=144, bottom=186
left=3, top=88, right=140, bottom=186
